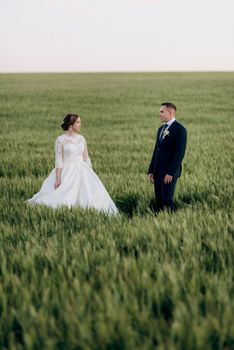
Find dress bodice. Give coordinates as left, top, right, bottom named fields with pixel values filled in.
left=55, top=134, right=91, bottom=168
left=63, top=143, right=84, bottom=164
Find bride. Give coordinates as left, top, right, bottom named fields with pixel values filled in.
left=28, top=113, right=118, bottom=215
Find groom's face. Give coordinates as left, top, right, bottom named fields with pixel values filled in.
left=159, top=106, right=173, bottom=123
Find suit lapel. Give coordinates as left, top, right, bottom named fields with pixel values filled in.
left=157, top=125, right=164, bottom=142
left=158, top=120, right=177, bottom=144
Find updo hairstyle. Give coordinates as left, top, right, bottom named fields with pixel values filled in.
left=61, top=113, right=79, bottom=131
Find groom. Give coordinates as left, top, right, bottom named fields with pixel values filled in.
left=148, top=102, right=187, bottom=212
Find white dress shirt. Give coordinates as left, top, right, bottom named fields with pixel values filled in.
left=164, top=117, right=176, bottom=129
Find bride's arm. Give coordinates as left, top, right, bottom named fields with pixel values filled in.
left=82, top=140, right=92, bottom=168
left=54, top=137, right=64, bottom=189
left=55, top=168, right=62, bottom=189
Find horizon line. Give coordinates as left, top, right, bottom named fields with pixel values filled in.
left=0, top=69, right=234, bottom=74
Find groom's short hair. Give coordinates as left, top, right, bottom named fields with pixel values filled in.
left=161, top=102, right=177, bottom=112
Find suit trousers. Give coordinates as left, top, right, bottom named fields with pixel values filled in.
left=154, top=174, right=178, bottom=212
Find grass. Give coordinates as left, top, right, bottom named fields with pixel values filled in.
left=0, top=72, right=234, bottom=350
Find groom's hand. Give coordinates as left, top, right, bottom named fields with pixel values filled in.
left=164, top=174, right=173, bottom=184
left=148, top=174, right=154, bottom=184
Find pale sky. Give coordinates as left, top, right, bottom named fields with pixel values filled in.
left=1, top=0, right=234, bottom=72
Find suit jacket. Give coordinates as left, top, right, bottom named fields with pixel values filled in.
left=148, top=120, right=187, bottom=178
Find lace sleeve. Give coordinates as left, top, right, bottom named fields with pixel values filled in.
left=55, top=137, right=64, bottom=168
left=82, top=138, right=92, bottom=168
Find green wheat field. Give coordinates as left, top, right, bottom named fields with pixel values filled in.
left=0, top=72, right=234, bottom=350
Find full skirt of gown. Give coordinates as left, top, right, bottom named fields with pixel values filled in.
left=28, top=156, right=118, bottom=215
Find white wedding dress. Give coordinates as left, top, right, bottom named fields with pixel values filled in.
left=28, top=134, right=118, bottom=215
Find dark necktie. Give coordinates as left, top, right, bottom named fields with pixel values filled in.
left=159, top=124, right=168, bottom=141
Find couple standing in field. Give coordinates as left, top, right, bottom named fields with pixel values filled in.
left=28, top=102, right=187, bottom=214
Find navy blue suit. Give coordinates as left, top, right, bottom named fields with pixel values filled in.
left=148, top=120, right=187, bottom=211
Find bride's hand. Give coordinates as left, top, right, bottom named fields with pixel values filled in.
left=54, top=178, right=61, bottom=189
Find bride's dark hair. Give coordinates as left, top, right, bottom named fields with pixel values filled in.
left=61, top=113, right=79, bottom=130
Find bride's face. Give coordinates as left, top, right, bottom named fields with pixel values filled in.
left=72, top=117, right=81, bottom=133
